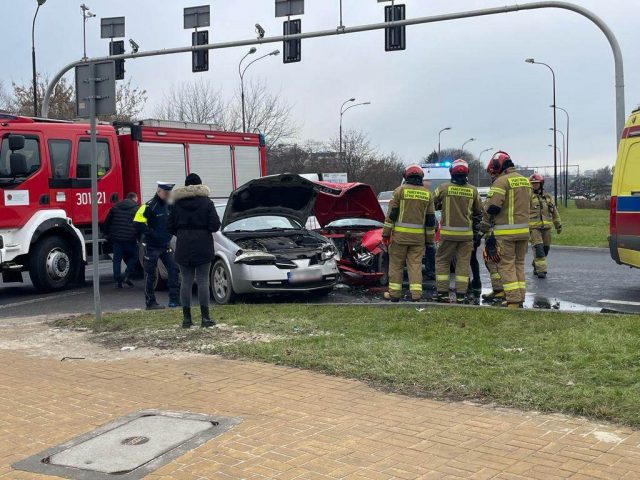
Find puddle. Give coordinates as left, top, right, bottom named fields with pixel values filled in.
left=478, top=289, right=603, bottom=313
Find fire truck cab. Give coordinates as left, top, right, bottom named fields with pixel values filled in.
left=0, top=115, right=266, bottom=292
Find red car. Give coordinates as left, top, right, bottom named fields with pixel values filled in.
left=313, top=182, right=388, bottom=286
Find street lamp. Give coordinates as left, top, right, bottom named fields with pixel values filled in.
left=548, top=144, right=563, bottom=199
left=340, top=99, right=371, bottom=160
left=438, top=127, right=451, bottom=160
left=527, top=57, right=559, bottom=205
left=238, top=48, right=279, bottom=133
left=31, top=0, right=47, bottom=117
left=461, top=137, right=476, bottom=151
left=552, top=105, right=570, bottom=207
left=477, top=147, right=494, bottom=186
left=550, top=128, right=565, bottom=199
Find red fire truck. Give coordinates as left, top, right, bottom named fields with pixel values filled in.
left=0, top=115, right=266, bottom=292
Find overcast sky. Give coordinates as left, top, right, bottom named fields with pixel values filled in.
left=2, top=0, right=638, bottom=172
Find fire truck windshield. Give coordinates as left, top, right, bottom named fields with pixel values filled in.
left=0, top=137, right=41, bottom=187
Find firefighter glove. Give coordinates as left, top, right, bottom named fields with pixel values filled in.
left=555, top=224, right=562, bottom=234
left=485, top=234, right=500, bottom=263
left=382, top=236, right=391, bottom=247
left=478, top=220, right=492, bottom=234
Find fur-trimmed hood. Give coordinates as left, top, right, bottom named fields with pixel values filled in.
left=172, top=184, right=211, bottom=201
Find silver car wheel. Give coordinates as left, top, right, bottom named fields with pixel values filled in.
left=212, top=260, right=235, bottom=304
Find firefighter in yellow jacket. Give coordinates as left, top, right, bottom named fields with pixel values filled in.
left=432, top=159, right=483, bottom=304
left=479, top=151, right=532, bottom=308
left=529, top=173, right=562, bottom=278
left=382, top=165, right=436, bottom=302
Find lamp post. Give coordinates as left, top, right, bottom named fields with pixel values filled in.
left=526, top=58, right=558, bottom=205
left=438, top=127, right=451, bottom=161
left=477, top=147, right=494, bottom=186
left=339, top=98, right=355, bottom=160
left=340, top=100, right=371, bottom=160
left=31, top=0, right=47, bottom=117
left=549, top=127, right=565, bottom=200
left=239, top=48, right=279, bottom=133
left=461, top=137, right=476, bottom=152
left=552, top=105, right=570, bottom=207
left=548, top=144, right=563, bottom=199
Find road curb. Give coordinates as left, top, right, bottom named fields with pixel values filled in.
left=553, top=245, right=608, bottom=252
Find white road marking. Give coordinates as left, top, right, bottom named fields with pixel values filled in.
left=0, top=291, right=85, bottom=310
left=598, top=299, right=640, bottom=307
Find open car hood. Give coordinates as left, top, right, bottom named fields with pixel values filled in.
left=313, top=181, right=385, bottom=228
left=222, top=174, right=318, bottom=228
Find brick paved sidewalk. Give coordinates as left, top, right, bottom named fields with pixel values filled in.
left=1, top=348, right=639, bottom=479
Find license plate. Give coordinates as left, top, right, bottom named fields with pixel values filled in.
left=288, top=269, right=323, bottom=284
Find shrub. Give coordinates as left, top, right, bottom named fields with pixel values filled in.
left=575, top=198, right=610, bottom=210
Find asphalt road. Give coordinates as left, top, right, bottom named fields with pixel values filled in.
left=0, top=247, right=638, bottom=321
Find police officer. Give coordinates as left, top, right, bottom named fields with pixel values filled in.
left=382, top=165, right=436, bottom=302
left=529, top=173, right=562, bottom=278
left=479, top=152, right=532, bottom=309
left=134, top=182, right=180, bottom=310
left=432, top=159, right=483, bottom=304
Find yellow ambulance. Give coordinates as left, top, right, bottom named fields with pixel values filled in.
left=610, top=107, right=640, bottom=268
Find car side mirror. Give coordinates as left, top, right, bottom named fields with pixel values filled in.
left=10, top=152, right=29, bottom=177
left=8, top=135, right=25, bottom=151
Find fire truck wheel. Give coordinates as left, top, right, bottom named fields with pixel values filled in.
left=211, top=260, right=236, bottom=305
left=29, top=236, right=75, bottom=292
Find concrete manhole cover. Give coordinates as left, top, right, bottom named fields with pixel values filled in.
left=13, top=410, right=240, bottom=480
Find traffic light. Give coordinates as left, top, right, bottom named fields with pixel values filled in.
left=283, top=19, right=301, bottom=63
left=109, top=40, right=125, bottom=80
left=385, top=4, right=406, bottom=51
left=192, top=30, right=209, bottom=72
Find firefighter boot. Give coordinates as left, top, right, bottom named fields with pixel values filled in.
left=482, top=290, right=505, bottom=304
left=201, top=306, right=216, bottom=328
left=456, top=293, right=469, bottom=305
left=431, top=292, right=450, bottom=304
left=182, top=307, right=193, bottom=329
left=383, top=291, right=400, bottom=303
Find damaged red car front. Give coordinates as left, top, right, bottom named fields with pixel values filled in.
left=313, top=182, right=387, bottom=286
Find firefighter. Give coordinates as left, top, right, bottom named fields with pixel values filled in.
left=382, top=165, right=436, bottom=302
left=529, top=173, right=562, bottom=278
left=482, top=172, right=505, bottom=305
left=479, top=151, right=532, bottom=309
left=432, top=159, right=483, bottom=304
left=134, top=182, right=180, bottom=310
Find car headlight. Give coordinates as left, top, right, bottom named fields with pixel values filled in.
left=321, top=244, right=337, bottom=261
left=235, top=250, right=276, bottom=264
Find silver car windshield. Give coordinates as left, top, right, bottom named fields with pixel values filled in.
left=224, top=215, right=302, bottom=233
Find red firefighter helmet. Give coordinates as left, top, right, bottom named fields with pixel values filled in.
left=486, top=150, right=512, bottom=175
left=529, top=173, right=544, bottom=186
left=450, top=159, right=469, bottom=175
left=404, top=164, right=424, bottom=180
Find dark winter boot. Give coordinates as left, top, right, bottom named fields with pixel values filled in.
left=200, top=306, right=216, bottom=328
left=182, top=307, right=193, bottom=329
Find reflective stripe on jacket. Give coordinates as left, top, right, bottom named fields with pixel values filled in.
left=529, top=191, right=561, bottom=230
left=485, top=169, right=532, bottom=240
left=434, top=182, right=483, bottom=241
left=382, top=184, right=435, bottom=245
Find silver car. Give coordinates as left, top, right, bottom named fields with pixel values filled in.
left=210, top=174, right=340, bottom=304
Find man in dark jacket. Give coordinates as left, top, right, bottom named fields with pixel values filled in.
left=103, top=192, right=139, bottom=288
left=133, top=182, right=180, bottom=310
left=168, top=173, right=221, bottom=328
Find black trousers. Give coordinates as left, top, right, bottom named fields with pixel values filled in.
left=143, top=245, right=179, bottom=307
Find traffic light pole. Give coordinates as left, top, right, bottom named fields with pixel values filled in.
left=42, top=1, right=625, bottom=145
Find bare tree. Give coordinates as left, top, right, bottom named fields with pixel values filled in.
left=6, top=75, right=147, bottom=122
left=328, top=129, right=376, bottom=180
left=109, top=79, right=148, bottom=122
left=154, top=79, right=227, bottom=126
left=0, top=80, right=11, bottom=112
left=232, top=79, right=297, bottom=148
